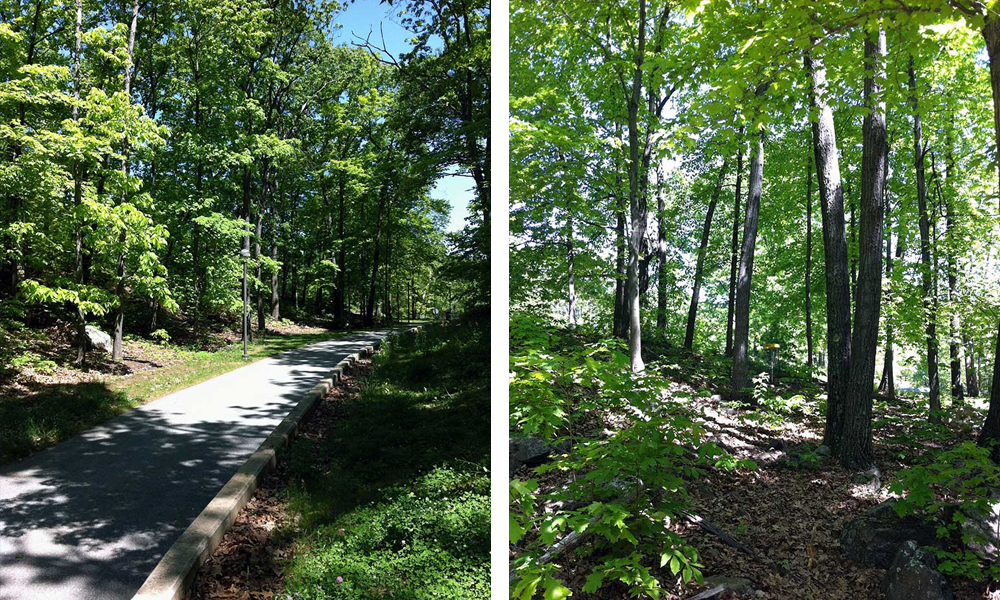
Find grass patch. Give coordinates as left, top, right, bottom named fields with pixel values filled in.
left=281, top=318, right=490, bottom=600
left=0, top=330, right=349, bottom=464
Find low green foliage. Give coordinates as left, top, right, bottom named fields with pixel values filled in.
left=9, top=351, right=57, bottom=375
left=509, top=313, right=753, bottom=599
left=890, top=442, right=1000, bottom=581
left=149, top=329, right=171, bottom=344
left=282, top=319, right=489, bottom=600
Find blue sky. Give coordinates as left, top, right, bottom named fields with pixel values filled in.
left=331, top=0, right=472, bottom=233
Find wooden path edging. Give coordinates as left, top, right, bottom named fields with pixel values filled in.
left=131, top=327, right=420, bottom=600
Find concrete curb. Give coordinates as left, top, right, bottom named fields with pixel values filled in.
left=131, top=327, right=420, bottom=600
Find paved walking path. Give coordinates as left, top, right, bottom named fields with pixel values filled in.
left=0, top=329, right=392, bottom=600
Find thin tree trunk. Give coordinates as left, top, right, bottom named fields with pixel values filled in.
left=613, top=196, right=628, bottom=339
left=112, top=0, right=141, bottom=363
left=849, top=192, right=857, bottom=302
left=908, top=55, right=941, bottom=423
left=685, top=160, right=728, bottom=349
left=625, top=0, right=648, bottom=372
left=334, top=174, right=346, bottom=327
left=806, top=50, right=851, bottom=452
left=731, top=128, right=764, bottom=400
left=567, top=212, right=576, bottom=328
left=726, top=130, right=744, bottom=357
left=72, top=0, right=86, bottom=364
left=978, top=16, right=1000, bottom=462
left=944, top=121, right=963, bottom=400
left=271, top=239, right=279, bottom=320
left=965, top=335, right=981, bottom=397
left=840, top=28, right=887, bottom=471
left=366, top=186, right=387, bottom=325
left=877, top=208, right=900, bottom=400
left=805, top=149, right=814, bottom=370
left=656, top=166, right=668, bottom=332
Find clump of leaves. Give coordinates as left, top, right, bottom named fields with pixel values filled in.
left=10, top=351, right=57, bottom=375
left=509, top=313, right=753, bottom=599
left=150, top=329, right=171, bottom=344
left=890, top=442, right=1000, bottom=581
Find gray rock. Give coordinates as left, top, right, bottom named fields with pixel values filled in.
left=703, top=575, right=755, bottom=597
left=961, top=496, right=1000, bottom=562
left=752, top=449, right=786, bottom=466
left=881, top=540, right=953, bottom=600
left=509, top=436, right=565, bottom=467
left=840, top=500, right=940, bottom=568
left=816, top=444, right=831, bottom=457
left=509, top=457, right=522, bottom=477
left=85, top=325, right=113, bottom=354
left=850, top=466, right=882, bottom=494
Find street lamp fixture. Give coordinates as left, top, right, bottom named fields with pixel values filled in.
left=240, top=247, right=251, bottom=360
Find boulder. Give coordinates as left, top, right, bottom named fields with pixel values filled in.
left=85, top=325, right=113, bottom=354
left=840, top=500, right=939, bottom=568
left=881, top=540, right=953, bottom=600
left=961, top=496, right=1000, bottom=562
left=509, top=436, right=566, bottom=469
left=850, top=466, right=883, bottom=495
left=702, top=575, right=755, bottom=597
left=815, top=444, right=831, bottom=457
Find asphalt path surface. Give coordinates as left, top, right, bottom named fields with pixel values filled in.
left=0, top=329, right=391, bottom=600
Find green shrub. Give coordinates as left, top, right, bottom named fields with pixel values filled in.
left=10, top=351, right=57, bottom=375
left=150, top=328, right=171, bottom=344
left=890, top=442, right=1000, bottom=581
left=508, top=313, right=753, bottom=599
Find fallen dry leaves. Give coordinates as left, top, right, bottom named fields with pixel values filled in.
left=522, top=372, right=998, bottom=600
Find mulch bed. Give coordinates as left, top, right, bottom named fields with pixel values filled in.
left=189, top=358, right=373, bottom=600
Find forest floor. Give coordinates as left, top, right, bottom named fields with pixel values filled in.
left=0, top=318, right=349, bottom=463
left=190, top=319, right=490, bottom=600
left=513, top=341, right=998, bottom=600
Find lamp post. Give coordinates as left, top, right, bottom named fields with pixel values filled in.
left=408, top=277, right=413, bottom=323
left=241, top=247, right=250, bottom=360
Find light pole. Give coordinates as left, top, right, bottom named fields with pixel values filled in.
left=408, top=277, right=413, bottom=323
left=241, top=247, right=250, bottom=360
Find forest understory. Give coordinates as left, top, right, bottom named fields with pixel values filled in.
left=510, top=335, right=999, bottom=600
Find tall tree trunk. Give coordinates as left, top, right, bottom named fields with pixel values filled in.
left=242, top=165, right=252, bottom=337
left=7, top=0, right=43, bottom=291
left=908, top=55, right=941, bottom=423
left=613, top=196, right=628, bottom=339
left=366, top=186, right=387, bottom=326
left=878, top=206, right=901, bottom=400
left=964, top=335, right=980, bottom=397
left=978, top=16, right=1000, bottom=462
left=840, top=28, right=887, bottom=471
left=685, top=160, right=728, bottom=349
left=334, top=174, right=347, bottom=327
left=567, top=212, right=576, bottom=328
left=944, top=121, right=963, bottom=400
left=731, top=128, right=764, bottom=400
left=849, top=192, right=857, bottom=303
left=271, top=240, right=279, bottom=320
left=806, top=50, right=851, bottom=452
left=72, top=0, right=86, bottom=364
left=625, top=0, right=648, bottom=372
left=656, top=166, right=668, bottom=332
left=112, top=0, right=141, bottom=362
left=726, top=130, right=744, bottom=357
left=804, top=147, right=814, bottom=370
